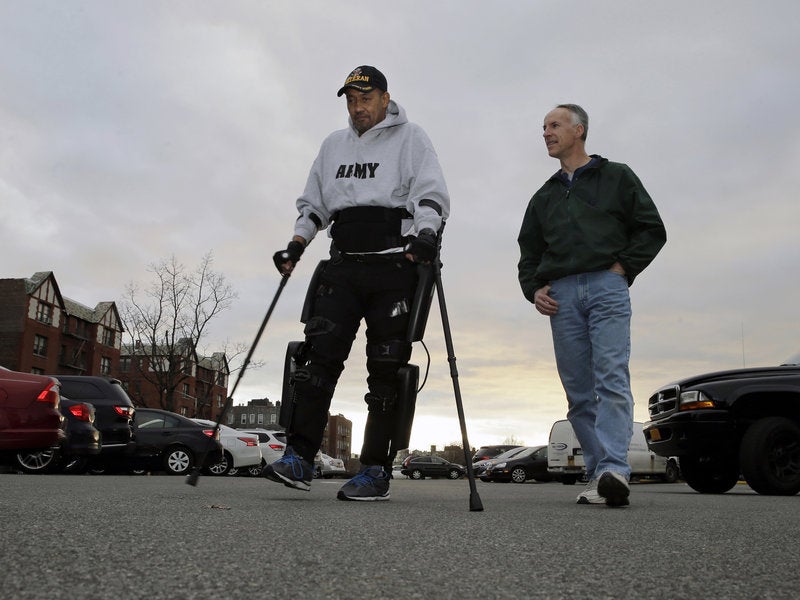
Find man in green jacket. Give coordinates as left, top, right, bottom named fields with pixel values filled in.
left=518, top=104, right=666, bottom=507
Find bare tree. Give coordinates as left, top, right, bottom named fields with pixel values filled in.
left=502, top=434, right=526, bottom=446
left=120, top=252, right=237, bottom=412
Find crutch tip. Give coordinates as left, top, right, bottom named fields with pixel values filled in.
left=185, top=468, right=200, bottom=486
left=469, top=494, right=484, bottom=512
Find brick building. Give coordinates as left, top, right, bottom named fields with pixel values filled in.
left=118, top=341, right=229, bottom=420
left=323, top=413, right=352, bottom=462
left=0, top=272, right=123, bottom=376
left=227, top=397, right=282, bottom=429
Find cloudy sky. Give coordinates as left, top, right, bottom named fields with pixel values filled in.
left=2, top=1, right=798, bottom=454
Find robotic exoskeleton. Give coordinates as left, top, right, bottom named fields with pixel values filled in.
left=279, top=258, right=436, bottom=469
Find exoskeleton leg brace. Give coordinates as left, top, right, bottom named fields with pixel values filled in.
left=280, top=261, right=435, bottom=457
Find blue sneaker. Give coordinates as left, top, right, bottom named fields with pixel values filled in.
left=262, top=447, right=313, bottom=491
left=337, top=465, right=390, bottom=501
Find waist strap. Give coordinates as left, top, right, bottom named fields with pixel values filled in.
left=330, top=206, right=412, bottom=253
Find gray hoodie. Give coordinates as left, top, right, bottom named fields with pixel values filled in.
left=294, top=100, right=450, bottom=244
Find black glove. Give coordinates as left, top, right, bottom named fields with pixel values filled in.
left=273, top=241, right=304, bottom=273
left=404, top=229, right=438, bottom=263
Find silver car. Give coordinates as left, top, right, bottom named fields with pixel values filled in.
left=191, top=420, right=262, bottom=476
left=314, top=451, right=347, bottom=478
left=234, top=428, right=287, bottom=476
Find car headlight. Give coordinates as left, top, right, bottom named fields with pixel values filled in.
left=679, top=390, right=715, bottom=411
left=494, top=462, right=507, bottom=469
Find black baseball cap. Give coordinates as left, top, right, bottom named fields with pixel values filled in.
left=336, top=65, right=388, bottom=97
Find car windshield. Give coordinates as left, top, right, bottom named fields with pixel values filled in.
left=493, top=447, right=526, bottom=461
left=514, top=447, right=536, bottom=458
left=781, top=352, right=800, bottom=366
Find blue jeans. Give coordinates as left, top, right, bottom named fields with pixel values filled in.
left=549, top=270, right=634, bottom=480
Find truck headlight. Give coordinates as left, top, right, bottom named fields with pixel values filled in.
left=679, top=390, right=715, bottom=411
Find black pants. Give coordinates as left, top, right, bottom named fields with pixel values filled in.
left=287, top=255, right=417, bottom=468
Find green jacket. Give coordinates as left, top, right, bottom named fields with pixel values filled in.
left=517, top=156, right=666, bottom=303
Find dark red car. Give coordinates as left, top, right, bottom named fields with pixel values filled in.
left=13, top=397, right=101, bottom=474
left=0, top=367, right=66, bottom=456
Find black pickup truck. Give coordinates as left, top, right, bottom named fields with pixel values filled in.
left=643, top=353, right=800, bottom=495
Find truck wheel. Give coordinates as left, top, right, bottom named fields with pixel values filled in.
left=560, top=475, right=578, bottom=485
left=740, top=417, right=800, bottom=496
left=680, top=455, right=739, bottom=494
left=663, top=459, right=680, bottom=483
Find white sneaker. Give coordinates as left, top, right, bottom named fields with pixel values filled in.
left=576, top=478, right=603, bottom=504
left=598, top=471, right=630, bottom=507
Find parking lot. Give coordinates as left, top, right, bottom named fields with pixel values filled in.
left=2, top=474, right=799, bottom=599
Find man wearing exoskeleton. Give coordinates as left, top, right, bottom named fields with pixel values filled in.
left=264, top=65, right=450, bottom=501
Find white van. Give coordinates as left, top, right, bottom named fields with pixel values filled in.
left=547, top=419, right=679, bottom=484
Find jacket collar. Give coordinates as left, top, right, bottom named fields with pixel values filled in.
left=550, top=154, right=605, bottom=186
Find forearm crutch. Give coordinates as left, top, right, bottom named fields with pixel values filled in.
left=186, top=274, right=290, bottom=486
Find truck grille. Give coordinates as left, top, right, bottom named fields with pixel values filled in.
left=648, top=385, right=680, bottom=418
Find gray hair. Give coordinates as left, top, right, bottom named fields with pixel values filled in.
left=556, top=104, right=588, bottom=141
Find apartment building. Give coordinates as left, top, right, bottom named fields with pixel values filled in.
left=0, top=271, right=122, bottom=376
left=118, top=340, right=229, bottom=420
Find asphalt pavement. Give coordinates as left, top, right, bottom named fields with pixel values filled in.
left=1, top=473, right=799, bottom=600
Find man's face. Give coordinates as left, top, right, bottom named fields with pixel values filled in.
left=542, top=108, right=583, bottom=159
left=345, top=88, right=389, bottom=135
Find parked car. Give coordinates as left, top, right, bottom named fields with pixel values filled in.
left=314, top=451, right=347, bottom=478
left=481, top=445, right=552, bottom=483
left=233, top=428, right=287, bottom=476
left=472, top=444, right=521, bottom=463
left=473, top=446, right=526, bottom=477
left=401, top=455, right=465, bottom=480
left=13, top=397, right=101, bottom=474
left=0, top=367, right=65, bottom=461
left=52, top=375, right=135, bottom=470
left=644, top=352, right=800, bottom=495
left=128, top=408, right=222, bottom=475
left=191, top=419, right=261, bottom=476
